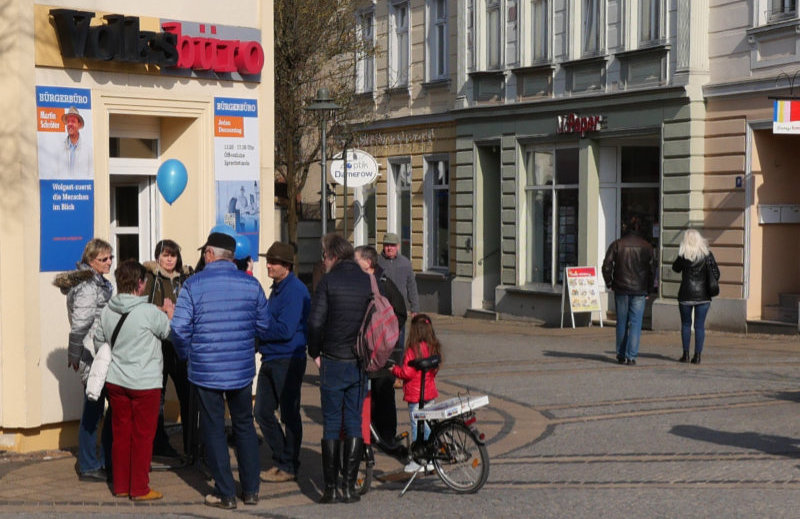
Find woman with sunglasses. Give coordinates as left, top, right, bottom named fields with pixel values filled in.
left=53, top=238, right=115, bottom=483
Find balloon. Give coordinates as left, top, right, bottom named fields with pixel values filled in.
left=156, top=159, right=188, bottom=205
left=234, top=234, right=251, bottom=260
left=210, top=224, right=236, bottom=237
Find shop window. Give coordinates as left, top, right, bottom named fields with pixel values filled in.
left=424, top=157, right=449, bottom=270
left=356, top=9, right=375, bottom=94
left=524, top=148, right=579, bottom=286
left=426, top=0, right=448, bottom=81
left=388, top=158, right=412, bottom=258
left=389, top=0, right=410, bottom=88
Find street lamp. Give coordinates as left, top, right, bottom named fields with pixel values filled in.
left=305, top=88, right=341, bottom=237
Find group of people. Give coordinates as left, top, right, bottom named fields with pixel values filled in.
left=602, top=216, right=721, bottom=365
left=58, top=229, right=438, bottom=508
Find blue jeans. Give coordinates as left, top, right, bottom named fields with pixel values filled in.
left=408, top=401, right=433, bottom=442
left=196, top=384, right=260, bottom=498
left=679, top=302, right=710, bottom=354
left=615, top=294, right=646, bottom=360
left=254, top=356, right=306, bottom=474
left=319, top=358, right=366, bottom=440
left=78, top=393, right=112, bottom=474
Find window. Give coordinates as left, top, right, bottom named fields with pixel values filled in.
left=487, top=0, right=502, bottom=68
left=356, top=9, right=375, bottom=93
left=582, top=0, right=603, bottom=55
left=389, top=1, right=410, bottom=87
left=530, top=0, right=549, bottom=62
left=389, top=159, right=412, bottom=258
left=426, top=0, right=448, bottom=80
left=425, top=157, right=449, bottom=270
left=639, top=0, right=661, bottom=43
left=772, top=0, right=797, bottom=18
left=523, top=148, right=579, bottom=285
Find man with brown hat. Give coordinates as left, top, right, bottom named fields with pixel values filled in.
left=171, top=232, right=269, bottom=509
left=58, top=106, right=92, bottom=179
left=254, top=241, right=310, bottom=483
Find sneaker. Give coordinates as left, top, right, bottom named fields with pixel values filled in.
left=242, top=492, right=259, bottom=505
left=261, top=468, right=296, bottom=482
left=205, top=493, right=237, bottom=509
left=114, top=492, right=128, bottom=498
left=130, top=490, right=163, bottom=501
left=425, top=461, right=435, bottom=472
left=404, top=460, right=424, bottom=473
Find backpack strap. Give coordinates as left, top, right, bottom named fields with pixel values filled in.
left=369, top=273, right=380, bottom=296
left=110, top=312, right=131, bottom=349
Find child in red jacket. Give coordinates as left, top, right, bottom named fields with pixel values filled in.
left=391, top=314, right=442, bottom=472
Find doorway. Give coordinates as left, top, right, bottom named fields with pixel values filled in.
left=476, top=145, right=501, bottom=310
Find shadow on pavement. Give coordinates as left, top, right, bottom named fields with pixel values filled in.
left=542, top=350, right=619, bottom=364
left=670, top=425, right=800, bottom=458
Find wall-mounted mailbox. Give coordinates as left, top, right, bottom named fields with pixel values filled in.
left=758, top=204, right=800, bottom=224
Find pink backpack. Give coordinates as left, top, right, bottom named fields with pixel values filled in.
left=355, top=273, right=400, bottom=372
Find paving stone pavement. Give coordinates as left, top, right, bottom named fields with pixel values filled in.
left=2, top=316, right=800, bottom=518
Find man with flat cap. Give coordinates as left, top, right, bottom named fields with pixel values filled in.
left=171, top=232, right=270, bottom=509
left=58, top=106, right=92, bottom=179
left=377, top=232, right=419, bottom=318
left=254, top=242, right=310, bottom=483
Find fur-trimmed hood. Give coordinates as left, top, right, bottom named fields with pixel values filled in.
left=52, top=263, right=95, bottom=295
left=143, top=260, right=192, bottom=280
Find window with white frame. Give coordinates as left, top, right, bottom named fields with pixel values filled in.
left=424, top=157, right=449, bottom=270
left=487, top=0, right=502, bottom=68
left=388, top=159, right=412, bottom=258
left=389, top=1, right=410, bottom=87
left=530, top=0, right=549, bottom=62
left=523, top=147, right=579, bottom=286
left=771, top=0, right=797, bottom=18
left=582, top=0, right=604, bottom=55
left=426, top=0, right=448, bottom=81
left=356, top=9, right=375, bottom=93
left=639, top=0, right=661, bottom=43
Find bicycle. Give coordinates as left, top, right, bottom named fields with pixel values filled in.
left=355, top=355, right=490, bottom=496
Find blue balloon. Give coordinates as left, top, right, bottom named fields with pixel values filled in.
left=156, top=159, right=188, bottom=205
left=234, top=234, right=251, bottom=260
left=210, top=224, right=236, bottom=237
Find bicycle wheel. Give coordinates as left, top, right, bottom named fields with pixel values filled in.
left=354, top=444, right=373, bottom=495
left=431, top=421, right=489, bottom=493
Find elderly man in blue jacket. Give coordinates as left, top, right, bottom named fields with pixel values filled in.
left=171, top=232, right=270, bottom=510
left=254, top=241, right=310, bottom=483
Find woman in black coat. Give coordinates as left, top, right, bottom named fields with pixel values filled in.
left=671, top=229, right=720, bottom=364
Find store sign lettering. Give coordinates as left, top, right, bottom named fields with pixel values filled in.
left=50, top=9, right=264, bottom=75
left=556, top=113, right=606, bottom=137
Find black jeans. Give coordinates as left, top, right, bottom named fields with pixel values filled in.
left=153, top=340, right=190, bottom=455
left=370, top=375, right=398, bottom=445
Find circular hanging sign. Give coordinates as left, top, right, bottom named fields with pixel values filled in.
left=330, top=149, right=379, bottom=188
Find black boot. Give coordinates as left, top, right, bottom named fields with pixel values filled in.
left=319, top=440, right=339, bottom=504
left=340, top=437, right=363, bottom=503
left=679, top=351, right=690, bottom=363
left=691, top=353, right=701, bottom=364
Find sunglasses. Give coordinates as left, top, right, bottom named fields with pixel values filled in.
left=96, top=255, right=114, bottom=262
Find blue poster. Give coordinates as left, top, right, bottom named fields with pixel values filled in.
left=36, top=85, right=94, bottom=271
left=40, top=180, right=94, bottom=271
left=216, top=180, right=260, bottom=258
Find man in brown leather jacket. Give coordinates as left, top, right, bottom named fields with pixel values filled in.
left=602, top=215, right=657, bottom=366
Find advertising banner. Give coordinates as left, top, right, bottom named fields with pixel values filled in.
left=561, top=266, right=604, bottom=329
left=36, top=86, right=94, bottom=271
left=773, top=99, right=800, bottom=134
left=213, top=97, right=259, bottom=257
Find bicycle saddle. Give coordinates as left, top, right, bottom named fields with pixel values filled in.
left=408, top=355, right=440, bottom=372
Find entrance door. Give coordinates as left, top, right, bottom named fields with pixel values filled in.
left=477, top=145, right=501, bottom=310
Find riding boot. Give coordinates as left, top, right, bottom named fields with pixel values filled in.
left=340, top=437, right=363, bottom=503
left=679, top=350, right=690, bottom=363
left=319, top=439, right=339, bottom=504
left=691, top=352, right=702, bottom=364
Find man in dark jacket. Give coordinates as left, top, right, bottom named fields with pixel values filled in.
left=355, top=245, right=407, bottom=456
left=255, top=241, right=310, bottom=483
left=308, top=233, right=372, bottom=504
left=601, top=215, right=657, bottom=366
left=171, top=232, right=270, bottom=509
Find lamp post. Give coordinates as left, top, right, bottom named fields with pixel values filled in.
left=305, top=88, right=341, bottom=236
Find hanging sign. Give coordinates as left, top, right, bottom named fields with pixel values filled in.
left=773, top=99, right=800, bottom=134
left=330, top=149, right=379, bottom=188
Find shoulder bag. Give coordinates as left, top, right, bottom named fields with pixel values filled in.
left=85, top=311, right=130, bottom=401
left=706, top=255, right=720, bottom=298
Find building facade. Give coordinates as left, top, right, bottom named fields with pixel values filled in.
left=0, top=0, right=274, bottom=452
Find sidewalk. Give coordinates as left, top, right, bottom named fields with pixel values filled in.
left=0, top=316, right=797, bottom=516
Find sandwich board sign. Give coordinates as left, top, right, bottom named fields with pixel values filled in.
left=560, top=266, right=604, bottom=328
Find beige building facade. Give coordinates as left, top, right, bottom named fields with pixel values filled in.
left=0, top=1, right=274, bottom=452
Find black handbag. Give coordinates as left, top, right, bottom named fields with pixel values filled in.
left=706, top=255, right=720, bottom=298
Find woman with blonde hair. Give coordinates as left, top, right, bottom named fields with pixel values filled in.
left=671, top=229, right=720, bottom=364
